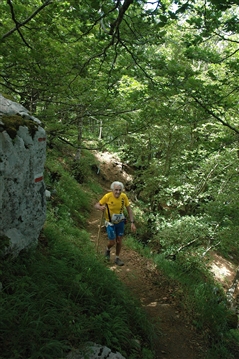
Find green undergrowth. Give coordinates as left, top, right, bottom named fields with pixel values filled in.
left=0, top=147, right=155, bottom=359
left=125, top=235, right=239, bottom=359
left=2, top=142, right=239, bottom=359
left=125, top=190, right=239, bottom=359
left=0, top=229, right=154, bottom=359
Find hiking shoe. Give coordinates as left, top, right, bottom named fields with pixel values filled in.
left=115, top=258, right=124, bottom=266
left=105, top=250, right=110, bottom=261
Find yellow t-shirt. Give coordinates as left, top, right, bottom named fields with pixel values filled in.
left=99, top=192, right=130, bottom=221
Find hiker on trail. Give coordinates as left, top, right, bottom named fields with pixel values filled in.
left=94, top=181, right=136, bottom=266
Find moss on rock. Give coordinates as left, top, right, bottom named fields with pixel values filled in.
left=2, top=114, right=38, bottom=139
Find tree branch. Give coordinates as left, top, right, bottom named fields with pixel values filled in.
left=192, top=96, right=239, bottom=134
left=109, top=0, right=134, bottom=35
left=119, top=39, right=156, bottom=83
left=2, top=0, right=53, bottom=40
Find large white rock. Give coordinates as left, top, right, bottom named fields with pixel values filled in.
left=67, top=343, right=126, bottom=359
left=0, top=94, right=46, bottom=255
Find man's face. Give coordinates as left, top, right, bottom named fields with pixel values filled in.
left=112, top=185, right=122, bottom=198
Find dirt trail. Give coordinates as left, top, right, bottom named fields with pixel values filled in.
left=89, top=204, right=207, bottom=359
left=88, top=151, right=238, bottom=359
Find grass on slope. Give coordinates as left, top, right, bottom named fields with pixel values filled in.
left=0, top=147, right=155, bottom=359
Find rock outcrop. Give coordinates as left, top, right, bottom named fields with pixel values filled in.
left=0, top=94, right=46, bottom=255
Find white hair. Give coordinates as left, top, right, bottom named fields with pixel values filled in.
left=110, top=181, right=124, bottom=190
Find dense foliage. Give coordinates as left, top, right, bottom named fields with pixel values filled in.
left=1, top=2, right=239, bottom=248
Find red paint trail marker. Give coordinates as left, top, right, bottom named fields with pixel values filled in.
left=34, top=173, right=44, bottom=183
left=38, top=137, right=46, bottom=142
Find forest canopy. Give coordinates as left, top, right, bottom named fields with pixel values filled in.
left=1, top=0, right=239, bottom=257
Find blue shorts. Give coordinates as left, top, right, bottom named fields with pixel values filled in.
left=106, top=221, right=125, bottom=240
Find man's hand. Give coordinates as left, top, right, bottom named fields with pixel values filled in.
left=94, top=202, right=106, bottom=211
